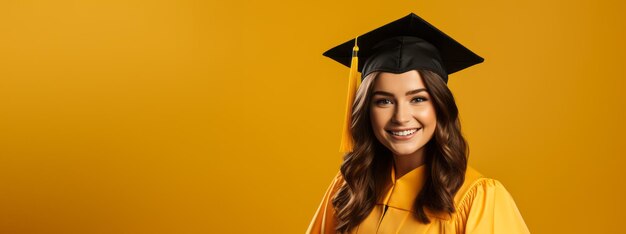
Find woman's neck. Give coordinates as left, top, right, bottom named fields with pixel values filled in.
left=392, top=148, right=426, bottom=179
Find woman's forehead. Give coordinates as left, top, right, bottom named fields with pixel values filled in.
left=373, top=71, right=426, bottom=92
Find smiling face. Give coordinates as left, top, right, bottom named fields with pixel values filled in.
left=369, top=70, right=437, bottom=158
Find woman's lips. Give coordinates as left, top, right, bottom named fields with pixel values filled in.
left=386, top=128, right=421, bottom=140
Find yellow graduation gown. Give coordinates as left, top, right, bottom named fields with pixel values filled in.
left=306, top=164, right=530, bottom=233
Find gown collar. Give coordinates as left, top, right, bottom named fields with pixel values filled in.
left=377, top=163, right=426, bottom=210
left=377, top=163, right=452, bottom=220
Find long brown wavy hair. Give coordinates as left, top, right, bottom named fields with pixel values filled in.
left=331, top=69, right=469, bottom=233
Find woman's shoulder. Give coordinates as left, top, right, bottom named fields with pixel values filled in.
left=328, top=166, right=511, bottom=209
left=306, top=171, right=345, bottom=233
left=330, top=170, right=344, bottom=188
left=453, top=166, right=521, bottom=216
left=451, top=166, right=531, bottom=233
left=326, top=171, right=345, bottom=198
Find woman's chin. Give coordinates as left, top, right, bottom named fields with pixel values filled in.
left=390, top=146, right=422, bottom=157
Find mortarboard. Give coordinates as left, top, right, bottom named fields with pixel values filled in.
left=324, top=13, right=484, bottom=153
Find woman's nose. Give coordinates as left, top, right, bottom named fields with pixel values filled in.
left=392, top=102, right=411, bottom=124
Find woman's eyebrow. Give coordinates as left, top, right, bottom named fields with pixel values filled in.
left=372, top=88, right=427, bottom=96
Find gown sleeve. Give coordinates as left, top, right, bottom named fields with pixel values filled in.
left=462, top=178, right=530, bottom=234
left=306, top=172, right=343, bottom=234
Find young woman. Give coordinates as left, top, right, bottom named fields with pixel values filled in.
left=306, top=13, right=530, bottom=233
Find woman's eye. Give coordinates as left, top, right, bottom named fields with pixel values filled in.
left=412, top=97, right=427, bottom=103
left=375, top=99, right=392, bottom=105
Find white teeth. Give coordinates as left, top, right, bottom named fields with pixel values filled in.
left=391, top=129, right=418, bottom=136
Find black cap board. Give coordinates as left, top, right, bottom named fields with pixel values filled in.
left=323, top=13, right=484, bottom=83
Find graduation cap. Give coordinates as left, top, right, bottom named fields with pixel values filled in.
left=325, top=13, right=484, bottom=153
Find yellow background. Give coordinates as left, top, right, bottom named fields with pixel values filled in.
left=1, top=0, right=624, bottom=233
